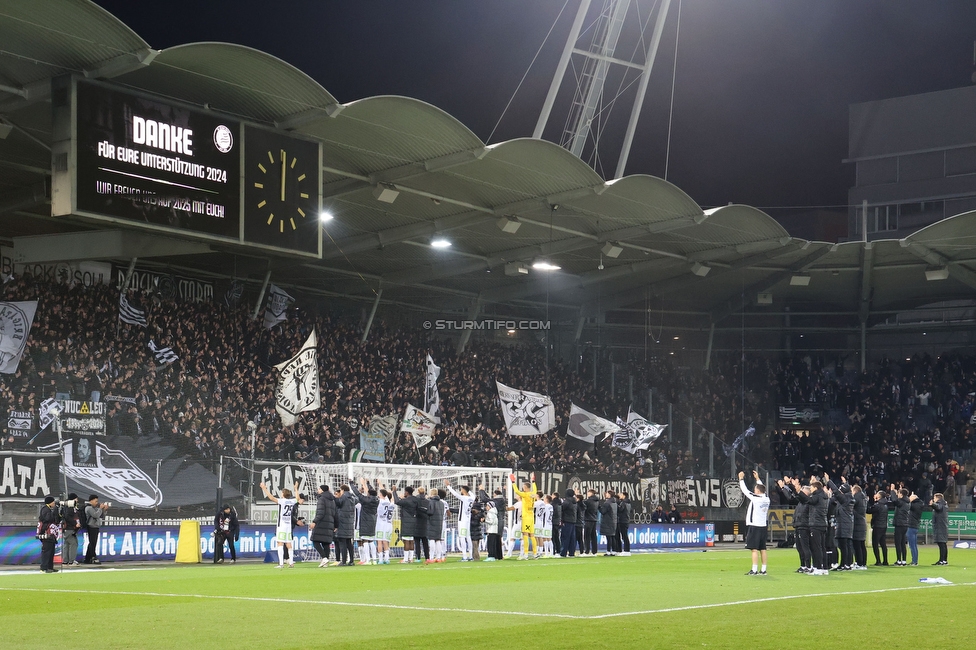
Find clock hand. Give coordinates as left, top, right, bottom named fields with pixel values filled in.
left=280, top=149, right=286, bottom=202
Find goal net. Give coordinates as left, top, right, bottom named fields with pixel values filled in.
left=255, top=462, right=512, bottom=560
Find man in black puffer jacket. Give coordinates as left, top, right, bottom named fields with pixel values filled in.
left=793, top=477, right=828, bottom=574
left=616, top=492, right=632, bottom=556
left=469, top=499, right=484, bottom=561
left=550, top=493, right=562, bottom=556
left=334, top=484, right=357, bottom=566
left=869, top=490, right=889, bottom=565
left=851, top=485, right=868, bottom=568
left=827, top=475, right=854, bottom=570
left=889, top=486, right=911, bottom=566
left=559, top=489, right=578, bottom=558
left=598, top=491, right=617, bottom=556
left=907, top=491, right=924, bottom=566
left=392, top=485, right=419, bottom=563
left=415, top=487, right=431, bottom=563
left=583, top=490, right=600, bottom=556
left=781, top=479, right=811, bottom=573
left=310, top=485, right=337, bottom=567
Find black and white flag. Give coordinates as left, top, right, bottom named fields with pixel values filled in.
left=424, top=354, right=441, bottom=420
left=224, top=280, right=244, bottom=308
left=263, top=284, right=294, bottom=329
left=148, top=340, right=179, bottom=365
left=273, top=330, right=320, bottom=426
left=496, top=381, right=556, bottom=436
left=723, top=424, right=756, bottom=457
left=566, top=403, right=619, bottom=450
left=118, top=293, right=147, bottom=327
left=38, top=397, right=62, bottom=433
left=0, top=300, right=37, bottom=374
left=400, top=404, right=437, bottom=449
left=612, top=409, right=667, bottom=454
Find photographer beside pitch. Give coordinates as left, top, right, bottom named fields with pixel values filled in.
left=738, top=470, right=770, bottom=575
left=84, top=494, right=110, bottom=565
left=37, top=496, right=62, bottom=573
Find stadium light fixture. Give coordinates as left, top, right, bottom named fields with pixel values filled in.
left=925, top=267, right=949, bottom=281
left=319, top=210, right=333, bottom=222
left=691, top=262, right=710, bottom=277
left=790, top=274, right=811, bottom=286
left=497, top=216, right=521, bottom=233
left=505, top=262, right=529, bottom=276
left=430, top=237, right=452, bottom=249
left=532, top=260, right=561, bottom=271
left=372, top=184, right=399, bottom=204
left=601, top=242, right=623, bottom=258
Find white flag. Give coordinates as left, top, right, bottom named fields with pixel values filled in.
left=0, top=301, right=37, bottom=374
left=613, top=409, right=666, bottom=454
left=38, top=397, right=62, bottom=433
left=263, top=284, right=294, bottom=329
left=424, top=354, right=441, bottom=418
left=273, top=330, right=320, bottom=427
left=118, top=293, right=147, bottom=327
left=369, top=414, right=400, bottom=443
left=496, top=381, right=555, bottom=436
left=148, top=340, right=179, bottom=365
left=400, top=404, right=437, bottom=449
left=567, top=403, right=619, bottom=449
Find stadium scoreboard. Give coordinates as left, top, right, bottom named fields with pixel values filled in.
left=51, top=77, right=322, bottom=258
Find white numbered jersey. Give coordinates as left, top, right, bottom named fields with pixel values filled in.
left=276, top=498, right=297, bottom=530
left=542, top=503, right=553, bottom=529
left=534, top=500, right=546, bottom=525
left=377, top=500, right=395, bottom=526
left=457, top=495, right=473, bottom=524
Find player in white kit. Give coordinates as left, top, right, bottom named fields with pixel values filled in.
left=375, top=488, right=395, bottom=564
left=445, top=480, right=475, bottom=562
left=260, top=481, right=303, bottom=568
left=536, top=495, right=554, bottom=557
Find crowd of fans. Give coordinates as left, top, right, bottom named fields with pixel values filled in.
left=1, top=273, right=974, bottom=502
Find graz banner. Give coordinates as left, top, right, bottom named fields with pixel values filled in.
left=57, top=400, right=106, bottom=437
left=5, top=410, right=33, bottom=441
left=253, top=460, right=315, bottom=503
left=0, top=450, right=58, bottom=502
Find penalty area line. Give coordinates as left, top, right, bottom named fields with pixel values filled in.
left=0, top=587, right=577, bottom=619
left=588, top=581, right=976, bottom=619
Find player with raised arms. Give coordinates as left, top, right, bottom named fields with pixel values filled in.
left=445, top=480, right=475, bottom=561
left=260, top=481, right=304, bottom=568
left=510, top=473, right=538, bottom=560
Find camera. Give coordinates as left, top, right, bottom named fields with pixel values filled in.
left=59, top=499, right=76, bottom=507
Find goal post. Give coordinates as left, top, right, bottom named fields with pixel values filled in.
left=252, top=461, right=512, bottom=560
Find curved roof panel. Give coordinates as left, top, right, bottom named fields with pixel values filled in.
left=116, top=42, right=337, bottom=124
left=0, top=0, right=148, bottom=89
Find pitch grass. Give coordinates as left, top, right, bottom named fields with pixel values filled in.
left=1, top=547, right=973, bottom=649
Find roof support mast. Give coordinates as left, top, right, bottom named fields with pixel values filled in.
left=534, top=0, right=674, bottom=178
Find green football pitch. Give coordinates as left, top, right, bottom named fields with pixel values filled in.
left=1, top=547, right=973, bottom=649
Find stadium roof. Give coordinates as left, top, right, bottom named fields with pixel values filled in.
left=2, top=0, right=976, bottom=333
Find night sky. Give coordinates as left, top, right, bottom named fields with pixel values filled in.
left=94, top=0, right=976, bottom=219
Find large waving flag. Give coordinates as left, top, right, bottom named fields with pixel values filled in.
left=400, top=404, right=437, bottom=449
left=613, top=408, right=667, bottom=454
left=496, top=381, right=555, bottom=436
left=273, top=330, right=320, bottom=426
left=0, top=301, right=37, bottom=373
left=424, top=354, right=441, bottom=419
left=118, top=293, right=147, bottom=327
left=567, top=403, right=619, bottom=450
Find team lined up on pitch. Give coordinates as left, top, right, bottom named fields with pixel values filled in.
left=259, top=472, right=636, bottom=567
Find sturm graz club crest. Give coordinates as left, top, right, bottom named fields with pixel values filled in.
left=501, top=392, right=549, bottom=432
left=723, top=478, right=745, bottom=508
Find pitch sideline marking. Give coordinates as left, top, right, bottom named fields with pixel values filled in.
left=1, top=581, right=973, bottom=620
